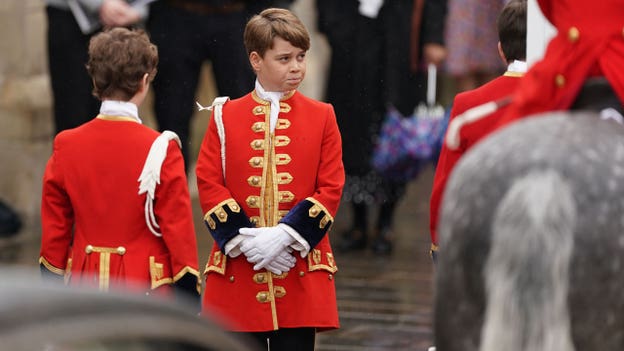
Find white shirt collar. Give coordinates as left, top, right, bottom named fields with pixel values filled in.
left=254, top=80, right=284, bottom=132
left=99, top=100, right=142, bottom=123
left=507, top=60, right=528, bottom=74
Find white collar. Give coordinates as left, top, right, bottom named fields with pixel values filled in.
left=507, top=60, right=528, bottom=74
left=254, top=80, right=285, bottom=132
left=99, top=100, right=142, bottom=123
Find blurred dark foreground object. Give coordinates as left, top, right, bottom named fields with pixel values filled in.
left=1, top=267, right=259, bottom=351
left=0, top=200, right=21, bottom=237
left=436, top=111, right=624, bottom=351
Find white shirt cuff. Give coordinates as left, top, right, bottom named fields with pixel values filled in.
left=224, top=234, right=247, bottom=258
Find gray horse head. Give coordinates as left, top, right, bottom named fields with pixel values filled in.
left=435, top=111, right=624, bottom=351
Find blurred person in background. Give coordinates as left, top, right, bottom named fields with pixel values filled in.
left=146, top=0, right=293, bottom=170
left=444, top=0, right=507, bottom=93
left=317, top=0, right=447, bottom=255
left=429, top=0, right=527, bottom=262
left=45, top=0, right=149, bottom=134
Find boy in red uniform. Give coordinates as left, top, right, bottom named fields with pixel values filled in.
left=196, top=8, right=345, bottom=350
left=494, top=0, right=624, bottom=128
left=39, top=28, right=200, bottom=302
left=429, top=0, right=527, bottom=261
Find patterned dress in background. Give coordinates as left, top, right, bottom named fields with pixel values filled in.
left=444, top=0, right=508, bottom=78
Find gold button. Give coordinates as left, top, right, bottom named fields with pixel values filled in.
left=567, top=27, right=580, bottom=43
left=310, top=208, right=319, bottom=216
left=299, top=271, right=305, bottom=277
left=218, top=211, right=226, bottom=219
left=254, top=140, right=262, bottom=148
left=116, top=246, right=126, bottom=255
left=249, top=197, right=257, bottom=205
left=229, top=276, right=235, bottom=282
left=254, top=107, right=263, bottom=113
left=256, top=292, right=268, bottom=303
left=231, top=204, right=239, bottom=211
left=253, top=273, right=266, bottom=283
left=85, top=245, right=93, bottom=254
left=555, top=74, right=566, bottom=87
left=328, top=274, right=333, bottom=280
left=252, top=176, right=260, bottom=185
left=253, top=158, right=261, bottom=166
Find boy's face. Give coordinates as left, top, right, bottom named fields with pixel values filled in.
left=250, top=37, right=307, bottom=92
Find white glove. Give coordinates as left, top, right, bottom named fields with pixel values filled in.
left=240, top=225, right=296, bottom=271
left=265, top=248, right=297, bottom=275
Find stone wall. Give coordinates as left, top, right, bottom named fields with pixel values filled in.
left=0, top=0, right=51, bottom=238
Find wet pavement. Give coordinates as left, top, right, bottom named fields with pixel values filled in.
left=2, top=166, right=436, bottom=351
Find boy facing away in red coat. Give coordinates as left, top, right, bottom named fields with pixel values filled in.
left=40, top=28, right=200, bottom=304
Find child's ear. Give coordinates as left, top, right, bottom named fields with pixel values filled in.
left=249, top=51, right=261, bottom=72
left=138, top=73, right=149, bottom=92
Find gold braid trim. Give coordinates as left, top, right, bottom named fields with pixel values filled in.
left=38, top=257, right=65, bottom=276
left=173, top=266, right=201, bottom=294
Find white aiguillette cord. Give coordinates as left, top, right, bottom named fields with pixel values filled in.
left=196, top=98, right=229, bottom=180
left=444, top=96, right=513, bottom=150
left=138, top=130, right=182, bottom=237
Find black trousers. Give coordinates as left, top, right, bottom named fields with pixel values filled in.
left=147, top=2, right=255, bottom=169
left=46, top=6, right=101, bottom=134
left=240, top=327, right=316, bottom=351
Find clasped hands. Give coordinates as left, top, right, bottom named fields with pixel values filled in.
left=238, top=224, right=297, bottom=275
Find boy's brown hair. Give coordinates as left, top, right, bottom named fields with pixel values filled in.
left=86, top=28, right=158, bottom=101
left=243, top=8, right=310, bottom=57
left=497, top=0, right=527, bottom=63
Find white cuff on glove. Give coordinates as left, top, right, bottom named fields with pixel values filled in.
left=224, top=233, right=256, bottom=258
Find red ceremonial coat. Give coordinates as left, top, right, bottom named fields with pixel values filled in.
left=196, top=90, right=345, bottom=332
left=40, top=116, right=199, bottom=294
left=494, top=0, right=624, bottom=130
left=430, top=74, right=523, bottom=249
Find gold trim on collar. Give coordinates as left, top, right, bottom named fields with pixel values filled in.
left=251, top=91, right=270, bottom=105
left=503, top=71, right=524, bottom=77
left=281, top=90, right=295, bottom=100
left=96, top=114, right=139, bottom=122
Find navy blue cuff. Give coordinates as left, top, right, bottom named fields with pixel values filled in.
left=203, top=199, right=253, bottom=251
left=279, top=198, right=334, bottom=249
